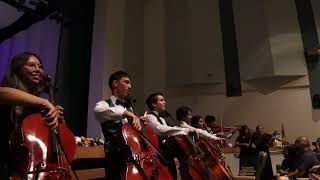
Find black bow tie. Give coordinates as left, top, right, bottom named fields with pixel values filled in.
left=116, top=99, right=124, bottom=105
left=116, top=99, right=133, bottom=113
left=116, top=99, right=129, bottom=108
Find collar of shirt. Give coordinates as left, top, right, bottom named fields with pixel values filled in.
left=109, top=95, right=129, bottom=123
left=110, top=95, right=134, bottom=114
left=152, top=110, right=167, bottom=126
left=110, top=95, right=123, bottom=106
left=152, top=110, right=160, bottom=116
left=180, top=121, right=187, bottom=126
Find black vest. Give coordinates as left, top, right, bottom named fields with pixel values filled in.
left=100, top=99, right=124, bottom=145
left=148, top=112, right=169, bottom=146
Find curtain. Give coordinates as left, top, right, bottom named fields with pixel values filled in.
left=0, top=18, right=60, bottom=82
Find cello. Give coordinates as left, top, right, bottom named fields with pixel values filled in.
left=197, top=137, right=233, bottom=180
left=121, top=99, right=173, bottom=180
left=11, top=75, right=76, bottom=180
left=173, top=135, right=206, bottom=180
left=175, top=134, right=233, bottom=180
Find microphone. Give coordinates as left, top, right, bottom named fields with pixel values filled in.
left=42, top=74, right=52, bottom=83
left=40, top=74, right=55, bottom=95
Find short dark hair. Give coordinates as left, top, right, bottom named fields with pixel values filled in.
left=205, top=115, right=216, bottom=124
left=176, top=106, right=191, bottom=121
left=191, top=115, right=202, bottom=127
left=108, top=71, right=130, bottom=90
left=146, top=92, right=164, bottom=111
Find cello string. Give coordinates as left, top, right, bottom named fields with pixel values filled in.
left=52, top=126, right=79, bottom=180
left=138, top=133, right=169, bottom=164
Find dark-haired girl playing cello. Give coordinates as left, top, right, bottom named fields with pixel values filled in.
left=0, top=52, right=62, bottom=179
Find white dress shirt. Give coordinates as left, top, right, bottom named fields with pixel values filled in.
left=180, top=121, right=219, bottom=140
left=145, top=111, right=189, bottom=137
left=94, top=95, right=128, bottom=124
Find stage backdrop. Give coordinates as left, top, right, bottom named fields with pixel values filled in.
left=0, top=18, right=60, bottom=82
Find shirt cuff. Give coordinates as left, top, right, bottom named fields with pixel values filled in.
left=182, top=128, right=190, bottom=134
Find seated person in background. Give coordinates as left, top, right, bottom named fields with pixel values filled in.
left=176, top=107, right=223, bottom=140
left=312, top=138, right=320, bottom=161
left=235, top=125, right=255, bottom=169
left=205, top=115, right=233, bottom=135
left=277, top=146, right=296, bottom=176
left=312, top=138, right=320, bottom=154
left=191, top=115, right=206, bottom=129
left=278, top=136, right=320, bottom=180
left=205, top=115, right=221, bottom=134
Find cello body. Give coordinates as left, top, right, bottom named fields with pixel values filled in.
left=16, top=113, right=76, bottom=180
left=198, top=138, right=224, bottom=164
left=174, top=135, right=205, bottom=180
left=197, top=138, right=233, bottom=180
left=122, top=122, right=173, bottom=180
left=175, top=135, right=233, bottom=180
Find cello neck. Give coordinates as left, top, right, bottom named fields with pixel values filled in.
left=41, top=74, right=57, bottom=104
left=50, top=128, right=61, bottom=158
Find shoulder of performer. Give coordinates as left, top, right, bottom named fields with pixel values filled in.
left=145, top=113, right=157, bottom=121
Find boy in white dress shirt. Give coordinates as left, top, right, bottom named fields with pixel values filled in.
left=94, top=71, right=141, bottom=179
left=145, top=92, right=193, bottom=180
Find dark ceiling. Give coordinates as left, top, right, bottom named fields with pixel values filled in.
left=0, top=0, right=86, bottom=42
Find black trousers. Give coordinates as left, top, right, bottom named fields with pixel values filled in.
left=104, top=143, right=130, bottom=180
left=159, top=137, right=193, bottom=180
